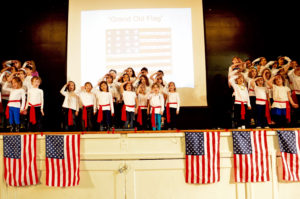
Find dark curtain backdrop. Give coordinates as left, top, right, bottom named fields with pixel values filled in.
left=0, top=0, right=299, bottom=131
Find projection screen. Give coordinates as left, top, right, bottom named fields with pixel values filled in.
left=67, top=0, right=207, bottom=106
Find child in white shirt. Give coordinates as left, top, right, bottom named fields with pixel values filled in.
left=25, top=76, right=44, bottom=132
left=60, top=81, right=79, bottom=131
left=147, top=83, right=164, bottom=130
left=3, top=77, right=26, bottom=132
left=95, top=81, right=114, bottom=131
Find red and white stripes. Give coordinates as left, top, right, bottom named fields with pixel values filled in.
left=46, top=134, right=80, bottom=187
left=281, top=130, right=300, bottom=181
left=234, top=130, right=270, bottom=183
left=186, top=132, right=220, bottom=184
left=4, top=134, right=38, bottom=186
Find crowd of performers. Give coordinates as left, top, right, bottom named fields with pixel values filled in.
left=229, top=56, right=300, bottom=129
left=0, top=60, right=180, bottom=132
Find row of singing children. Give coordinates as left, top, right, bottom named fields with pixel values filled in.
left=229, top=59, right=299, bottom=129
left=60, top=80, right=180, bottom=131
left=0, top=68, right=44, bottom=132
left=97, top=67, right=169, bottom=101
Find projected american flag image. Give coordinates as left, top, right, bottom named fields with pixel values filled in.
left=106, top=28, right=172, bottom=72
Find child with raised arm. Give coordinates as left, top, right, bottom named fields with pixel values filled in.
left=229, top=70, right=251, bottom=129
left=267, top=75, right=298, bottom=127
left=95, top=81, right=114, bottom=131
left=245, top=67, right=258, bottom=126
left=136, top=84, right=149, bottom=130
left=3, top=77, right=26, bottom=132
left=25, top=76, right=44, bottom=132
left=120, top=82, right=137, bottom=129
left=133, top=74, right=151, bottom=93
left=78, top=82, right=97, bottom=131
left=165, top=82, right=180, bottom=130
left=147, top=83, right=164, bottom=130
left=250, top=76, right=271, bottom=128
left=23, top=65, right=33, bottom=92
left=288, top=66, right=300, bottom=125
left=0, top=71, right=12, bottom=130
left=60, top=81, right=79, bottom=131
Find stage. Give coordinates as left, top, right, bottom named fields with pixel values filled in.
left=0, top=129, right=299, bottom=199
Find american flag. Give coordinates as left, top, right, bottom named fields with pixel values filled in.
left=277, top=130, right=300, bottom=181
left=3, top=135, right=38, bottom=186
left=232, top=131, right=270, bottom=182
left=106, top=28, right=172, bottom=72
left=45, top=135, right=80, bottom=187
left=185, top=132, right=220, bottom=184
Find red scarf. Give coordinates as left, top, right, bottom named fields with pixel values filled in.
left=97, top=104, right=110, bottom=123
left=151, top=106, right=161, bottom=128
left=166, top=102, right=178, bottom=123
left=136, top=106, right=147, bottom=125
left=235, top=100, right=247, bottom=120
left=256, top=99, right=271, bottom=124
left=121, top=105, right=135, bottom=121
left=29, top=103, right=41, bottom=124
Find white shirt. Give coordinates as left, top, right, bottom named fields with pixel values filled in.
left=288, top=69, right=300, bottom=94
left=108, top=82, right=120, bottom=101
left=26, top=88, right=44, bottom=109
left=123, top=91, right=136, bottom=112
left=272, top=85, right=290, bottom=109
left=95, top=91, right=114, bottom=114
left=23, top=76, right=33, bottom=92
left=148, top=93, right=164, bottom=114
left=166, top=92, right=180, bottom=111
left=3, top=82, right=26, bottom=109
left=247, top=80, right=255, bottom=96
left=137, top=93, right=148, bottom=109
left=60, top=85, right=79, bottom=111
left=78, top=91, right=97, bottom=112
left=0, top=73, right=10, bottom=100
left=254, top=86, right=268, bottom=105
left=229, top=76, right=251, bottom=107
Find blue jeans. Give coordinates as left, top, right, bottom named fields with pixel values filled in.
left=124, top=111, right=134, bottom=128
left=9, top=106, right=20, bottom=125
left=152, top=114, right=161, bottom=130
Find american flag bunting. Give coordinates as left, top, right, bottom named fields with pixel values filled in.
left=185, top=132, right=220, bottom=184
left=45, top=134, right=80, bottom=187
left=232, top=130, right=270, bottom=183
left=277, top=130, right=300, bottom=181
left=3, top=134, right=38, bottom=186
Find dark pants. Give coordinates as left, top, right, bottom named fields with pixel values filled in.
left=124, top=111, right=134, bottom=128
left=1, top=99, right=8, bottom=129
left=113, top=102, right=123, bottom=128
left=99, top=110, right=111, bottom=130
left=234, top=104, right=247, bottom=127
left=63, top=108, right=77, bottom=131
left=271, top=108, right=287, bottom=128
left=167, top=107, right=178, bottom=129
left=249, top=96, right=256, bottom=123
left=256, top=104, right=268, bottom=127
left=136, top=109, right=148, bottom=130
left=291, top=94, right=300, bottom=126
left=27, top=106, right=42, bottom=132
left=81, top=107, right=94, bottom=131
